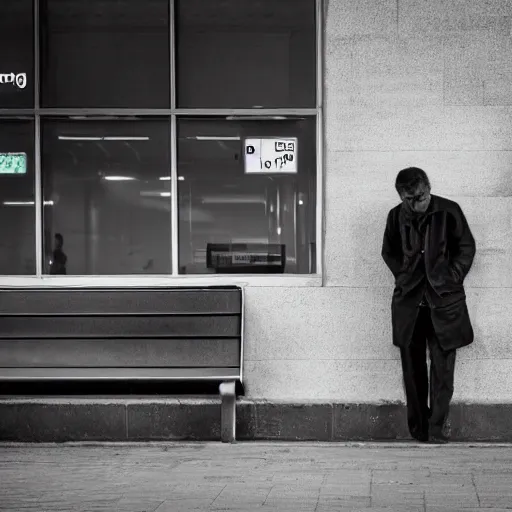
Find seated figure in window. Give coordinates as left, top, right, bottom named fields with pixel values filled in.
left=49, top=233, right=67, bottom=275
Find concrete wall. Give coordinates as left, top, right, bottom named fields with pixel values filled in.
left=242, top=0, right=512, bottom=402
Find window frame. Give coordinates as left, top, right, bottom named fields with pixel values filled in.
left=0, top=0, right=324, bottom=288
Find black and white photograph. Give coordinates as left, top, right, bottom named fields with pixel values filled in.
left=0, top=0, right=511, bottom=510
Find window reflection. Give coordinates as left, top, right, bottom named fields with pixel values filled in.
left=42, top=119, right=172, bottom=275
left=41, top=0, right=170, bottom=108
left=176, top=0, right=316, bottom=108
left=177, top=117, right=316, bottom=274
left=0, top=120, right=36, bottom=275
left=0, top=0, right=34, bottom=108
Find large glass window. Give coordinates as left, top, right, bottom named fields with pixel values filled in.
left=177, top=117, right=316, bottom=274
left=40, top=0, right=170, bottom=108
left=41, top=119, right=172, bottom=274
left=0, top=0, right=34, bottom=108
left=0, top=0, right=319, bottom=278
left=176, top=0, right=316, bottom=108
left=0, top=120, right=36, bottom=275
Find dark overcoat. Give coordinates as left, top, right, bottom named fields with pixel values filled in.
left=381, top=194, right=476, bottom=351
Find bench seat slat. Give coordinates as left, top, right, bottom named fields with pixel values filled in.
left=0, top=316, right=240, bottom=338
left=0, top=367, right=241, bottom=380
left=0, top=288, right=241, bottom=315
left=0, top=338, right=240, bottom=367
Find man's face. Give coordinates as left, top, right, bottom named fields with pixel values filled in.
left=401, top=184, right=431, bottom=213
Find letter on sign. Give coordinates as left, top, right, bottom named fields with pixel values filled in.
left=0, top=73, right=27, bottom=89
left=244, top=138, right=298, bottom=174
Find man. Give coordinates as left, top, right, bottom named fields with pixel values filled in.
left=49, top=233, right=67, bottom=275
left=381, top=167, right=476, bottom=444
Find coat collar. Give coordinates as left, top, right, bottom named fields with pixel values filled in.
left=428, top=194, right=442, bottom=213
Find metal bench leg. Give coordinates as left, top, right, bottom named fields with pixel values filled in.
left=219, top=381, right=236, bottom=443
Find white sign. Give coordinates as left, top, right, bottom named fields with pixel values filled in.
left=244, top=137, right=298, bottom=174
left=0, top=73, right=27, bottom=89
left=232, top=253, right=252, bottom=264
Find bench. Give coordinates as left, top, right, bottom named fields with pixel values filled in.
left=0, top=286, right=244, bottom=443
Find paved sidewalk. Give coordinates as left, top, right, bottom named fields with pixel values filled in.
left=1, top=442, right=512, bottom=511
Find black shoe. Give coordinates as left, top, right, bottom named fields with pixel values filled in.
left=429, top=432, right=449, bottom=444
left=411, top=431, right=429, bottom=443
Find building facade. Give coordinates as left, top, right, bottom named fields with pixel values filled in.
left=1, top=0, right=512, bottom=440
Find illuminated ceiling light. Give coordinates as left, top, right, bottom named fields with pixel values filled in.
left=3, top=200, right=54, bottom=206
left=139, top=191, right=171, bottom=198
left=201, top=195, right=265, bottom=204
left=192, top=136, right=240, bottom=141
left=58, top=136, right=150, bottom=141
left=103, top=136, right=150, bottom=141
left=58, top=136, right=102, bottom=141
left=103, top=176, right=136, bottom=181
left=159, top=176, right=185, bottom=181
left=298, top=199, right=304, bottom=205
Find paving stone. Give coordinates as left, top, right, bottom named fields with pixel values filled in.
left=260, top=499, right=319, bottom=511
left=207, top=483, right=271, bottom=508
left=479, top=495, right=512, bottom=508
left=114, top=497, right=165, bottom=512
left=371, top=488, right=425, bottom=507
left=167, top=484, right=225, bottom=501
left=317, top=495, right=371, bottom=508
left=0, top=498, right=41, bottom=508
left=372, top=469, right=430, bottom=484
left=154, top=499, right=212, bottom=511
left=1, top=443, right=512, bottom=511
left=426, top=492, right=479, bottom=508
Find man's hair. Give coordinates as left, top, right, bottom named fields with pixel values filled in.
left=55, top=233, right=64, bottom=245
left=395, top=167, right=431, bottom=195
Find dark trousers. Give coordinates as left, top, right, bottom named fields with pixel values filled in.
left=399, top=305, right=456, bottom=439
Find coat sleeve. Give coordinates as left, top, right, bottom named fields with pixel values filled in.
left=449, top=204, right=476, bottom=281
left=381, top=209, right=403, bottom=278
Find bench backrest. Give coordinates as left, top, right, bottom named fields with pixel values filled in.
left=0, top=286, right=243, bottom=383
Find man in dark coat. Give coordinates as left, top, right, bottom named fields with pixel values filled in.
left=381, top=167, right=476, bottom=443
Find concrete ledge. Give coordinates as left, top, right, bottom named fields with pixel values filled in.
left=0, top=398, right=511, bottom=442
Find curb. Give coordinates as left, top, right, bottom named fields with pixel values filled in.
left=1, top=400, right=511, bottom=442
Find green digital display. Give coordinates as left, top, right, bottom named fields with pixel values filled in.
left=0, top=153, right=27, bottom=174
